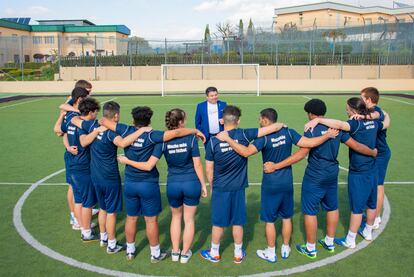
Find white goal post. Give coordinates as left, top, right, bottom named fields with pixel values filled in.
left=160, top=63, right=260, bottom=96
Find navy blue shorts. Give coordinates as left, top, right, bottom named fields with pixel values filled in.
left=64, top=155, right=72, bottom=185
left=211, top=189, right=246, bottom=227
left=93, top=178, right=123, bottom=214
left=376, top=151, right=391, bottom=186
left=260, top=188, right=293, bottom=222
left=124, top=180, right=161, bottom=217
left=71, top=172, right=97, bottom=208
left=348, top=172, right=377, bottom=214
left=301, top=178, right=338, bottom=215
left=167, top=180, right=201, bottom=208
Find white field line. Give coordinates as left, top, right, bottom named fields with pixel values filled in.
left=101, top=97, right=117, bottom=103
left=2, top=181, right=414, bottom=186
left=339, top=165, right=349, bottom=172
left=302, top=95, right=312, bottom=100
left=122, top=102, right=302, bottom=107
left=0, top=98, right=44, bottom=110
left=381, top=96, right=414, bottom=106
left=242, top=195, right=391, bottom=276
left=12, top=168, right=391, bottom=276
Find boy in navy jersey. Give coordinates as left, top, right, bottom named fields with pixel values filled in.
left=118, top=108, right=208, bottom=263
left=200, top=105, right=291, bottom=264
left=215, top=107, right=338, bottom=263
left=54, top=87, right=89, bottom=229
left=264, top=99, right=377, bottom=259
left=360, top=87, right=391, bottom=229
left=54, top=81, right=93, bottom=228
left=61, top=97, right=106, bottom=242
left=71, top=101, right=150, bottom=253
left=100, top=106, right=205, bottom=263
left=304, top=97, right=389, bottom=249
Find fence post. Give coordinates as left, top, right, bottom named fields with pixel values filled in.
left=20, top=36, right=24, bottom=81
left=94, top=35, right=97, bottom=80
left=201, top=39, right=204, bottom=80
left=308, top=39, right=312, bottom=79
left=275, top=39, right=279, bottom=79
left=340, top=42, right=344, bottom=79
left=164, top=38, right=168, bottom=64
left=377, top=55, right=381, bottom=79
left=227, top=37, right=230, bottom=63
left=129, top=39, right=132, bottom=80
left=57, top=35, right=61, bottom=80
left=241, top=37, right=244, bottom=79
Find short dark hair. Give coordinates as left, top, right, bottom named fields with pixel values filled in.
left=205, top=86, right=218, bottom=96
left=223, top=105, right=241, bottom=124
left=260, top=108, right=278, bottom=123
left=75, top=80, right=92, bottom=91
left=71, top=87, right=89, bottom=103
left=79, top=98, right=100, bottom=116
left=103, top=101, right=120, bottom=119
left=361, top=87, right=379, bottom=104
left=304, top=99, right=327, bottom=116
left=131, top=106, right=153, bottom=127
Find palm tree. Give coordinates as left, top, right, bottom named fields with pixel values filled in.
left=70, top=36, right=94, bottom=56
left=322, top=30, right=347, bottom=57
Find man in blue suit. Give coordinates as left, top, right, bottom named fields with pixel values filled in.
left=195, top=87, right=227, bottom=143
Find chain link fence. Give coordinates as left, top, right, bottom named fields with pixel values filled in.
left=0, top=22, right=413, bottom=80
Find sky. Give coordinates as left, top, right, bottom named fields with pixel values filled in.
left=1, top=0, right=413, bottom=40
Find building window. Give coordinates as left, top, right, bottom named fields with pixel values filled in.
left=33, top=36, right=42, bottom=44
left=44, top=36, right=55, bottom=44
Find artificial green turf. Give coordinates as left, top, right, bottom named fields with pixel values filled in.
left=1, top=94, right=414, bottom=276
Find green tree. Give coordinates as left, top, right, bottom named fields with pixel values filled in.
left=204, top=24, right=211, bottom=42
left=322, top=30, right=347, bottom=57
left=238, top=19, right=244, bottom=39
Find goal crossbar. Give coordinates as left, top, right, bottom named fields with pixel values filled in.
left=161, top=64, right=260, bottom=96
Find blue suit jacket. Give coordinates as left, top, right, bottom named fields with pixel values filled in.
left=195, top=100, right=227, bottom=143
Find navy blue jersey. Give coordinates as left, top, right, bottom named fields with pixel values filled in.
left=205, top=128, right=258, bottom=191
left=162, top=135, right=200, bottom=183
left=253, top=128, right=302, bottom=192
left=61, top=111, right=90, bottom=173
left=67, top=98, right=74, bottom=106
left=80, top=120, right=121, bottom=181
left=373, top=106, right=390, bottom=156
left=347, top=119, right=383, bottom=173
left=304, top=124, right=350, bottom=184
left=115, top=123, right=164, bottom=183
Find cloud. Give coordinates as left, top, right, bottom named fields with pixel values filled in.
left=192, top=0, right=410, bottom=31
left=134, top=25, right=204, bottom=40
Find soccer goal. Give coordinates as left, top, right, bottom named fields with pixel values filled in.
left=160, top=64, right=260, bottom=96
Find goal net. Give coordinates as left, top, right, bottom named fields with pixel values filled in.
left=160, top=64, right=260, bottom=96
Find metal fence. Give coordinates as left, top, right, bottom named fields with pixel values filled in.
left=0, top=22, right=413, bottom=80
